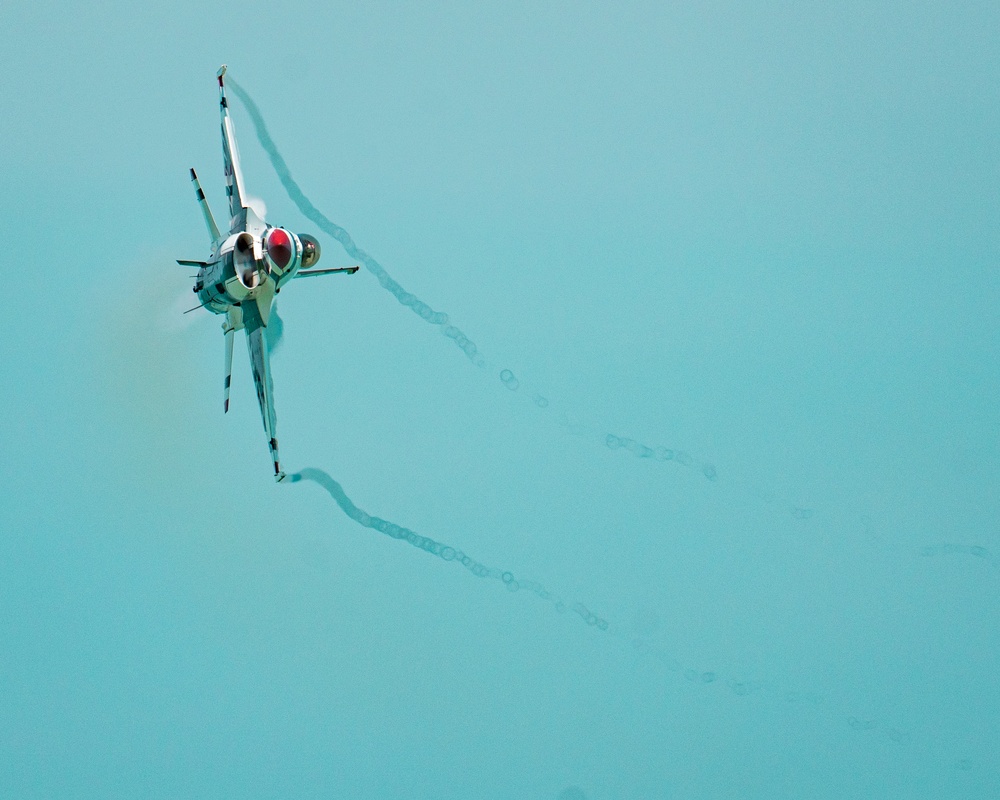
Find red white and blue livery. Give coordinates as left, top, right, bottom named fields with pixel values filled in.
left=179, top=65, right=358, bottom=481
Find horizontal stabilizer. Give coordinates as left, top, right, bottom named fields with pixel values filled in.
left=177, top=259, right=209, bottom=267
left=294, top=267, right=360, bottom=279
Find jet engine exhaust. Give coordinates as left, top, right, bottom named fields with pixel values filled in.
left=234, top=232, right=260, bottom=288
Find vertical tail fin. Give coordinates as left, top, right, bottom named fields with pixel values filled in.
left=223, top=327, right=234, bottom=413
left=190, top=168, right=221, bottom=244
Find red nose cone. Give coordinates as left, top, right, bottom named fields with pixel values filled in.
left=266, top=228, right=292, bottom=269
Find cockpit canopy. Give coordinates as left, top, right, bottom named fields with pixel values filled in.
left=299, top=233, right=321, bottom=269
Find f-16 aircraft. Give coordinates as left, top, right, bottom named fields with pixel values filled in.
left=180, top=65, right=357, bottom=481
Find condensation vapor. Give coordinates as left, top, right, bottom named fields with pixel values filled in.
left=229, top=76, right=865, bottom=525
left=296, top=471, right=952, bottom=753
left=288, top=475, right=926, bottom=748
left=289, top=468, right=609, bottom=630
left=227, top=79, right=751, bottom=496
left=226, top=78, right=484, bottom=365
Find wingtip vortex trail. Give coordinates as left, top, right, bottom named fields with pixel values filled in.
left=227, top=76, right=484, bottom=365
left=289, top=466, right=609, bottom=631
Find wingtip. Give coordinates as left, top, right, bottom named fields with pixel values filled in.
left=275, top=471, right=287, bottom=483
left=217, top=64, right=227, bottom=79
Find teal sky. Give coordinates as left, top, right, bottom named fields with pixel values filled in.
left=2, top=2, right=998, bottom=798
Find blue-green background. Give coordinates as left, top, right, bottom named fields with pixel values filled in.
left=2, top=2, right=998, bottom=797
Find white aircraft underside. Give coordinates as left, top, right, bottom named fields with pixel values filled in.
left=179, top=65, right=358, bottom=481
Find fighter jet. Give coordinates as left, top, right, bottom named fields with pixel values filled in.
left=179, top=65, right=357, bottom=481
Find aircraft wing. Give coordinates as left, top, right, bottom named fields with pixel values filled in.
left=242, top=300, right=285, bottom=481
left=217, top=66, right=248, bottom=230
